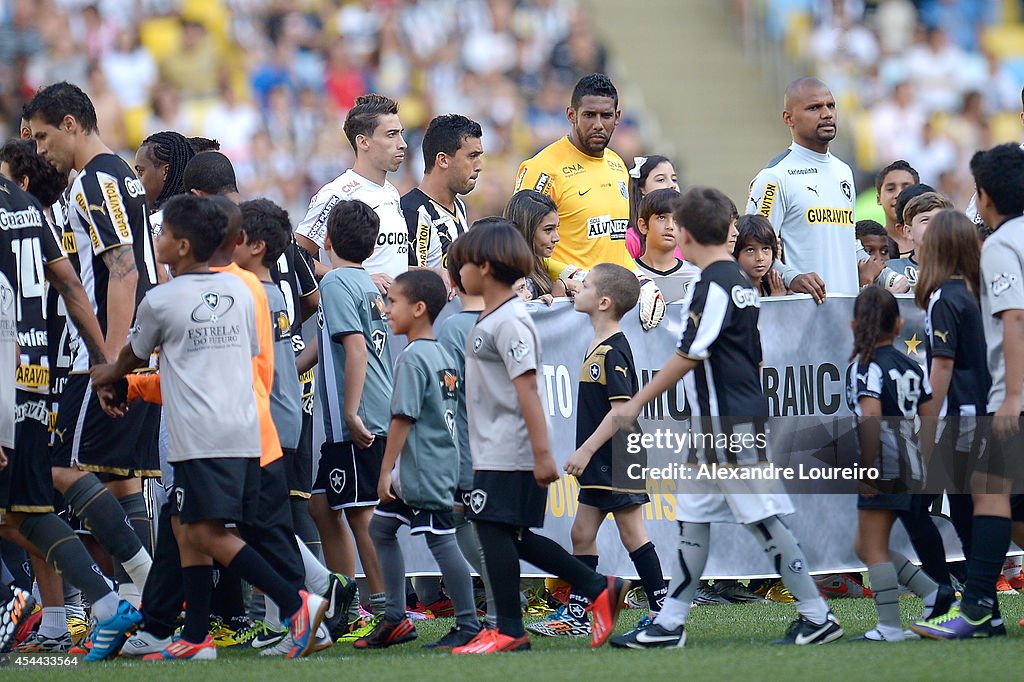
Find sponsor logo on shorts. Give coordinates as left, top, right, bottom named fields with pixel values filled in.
left=759, top=183, right=777, bottom=218
left=329, top=468, right=346, bottom=494
left=469, top=489, right=487, bottom=514
left=175, top=487, right=184, bottom=513
left=804, top=207, right=854, bottom=225
left=14, top=398, right=48, bottom=425
left=100, top=179, right=131, bottom=240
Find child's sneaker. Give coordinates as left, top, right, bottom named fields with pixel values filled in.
left=0, top=588, right=35, bottom=652
left=451, top=628, right=530, bottom=654
left=772, top=611, right=843, bottom=645
left=15, top=631, right=73, bottom=653
left=84, top=600, right=142, bottom=661
left=337, top=613, right=378, bottom=642
left=323, top=573, right=358, bottom=639
left=285, top=590, right=328, bottom=659
left=121, top=630, right=173, bottom=656
left=911, top=605, right=993, bottom=639
left=67, top=616, right=89, bottom=646
left=143, top=635, right=217, bottom=661
left=352, top=616, right=417, bottom=649
left=526, top=605, right=589, bottom=637
left=589, top=577, right=630, bottom=649
left=423, top=597, right=455, bottom=618
left=610, top=621, right=685, bottom=649
left=995, top=575, right=1018, bottom=595
left=423, top=624, right=480, bottom=650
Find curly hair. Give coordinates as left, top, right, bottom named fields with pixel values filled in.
left=0, top=137, right=66, bottom=206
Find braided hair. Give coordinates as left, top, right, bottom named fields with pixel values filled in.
left=849, top=285, right=900, bottom=366
left=140, top=131, right=196, bottom=211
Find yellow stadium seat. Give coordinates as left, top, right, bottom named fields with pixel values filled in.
left=123, top=105, right=151, bottom=150
left=981, top=24, right=1024, bottom=58
left=990, top=111, right=1023, bottom=144
left=853, top=110, right=877, bottom=172
left=139, top=17, right=182, bottom=62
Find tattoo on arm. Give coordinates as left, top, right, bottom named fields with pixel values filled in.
left=102, top=245, right=138, bottom=280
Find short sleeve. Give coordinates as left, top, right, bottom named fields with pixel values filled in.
left=295, top=191, right=339, bottom=249
left=677, top=280, right=729, bottom=360
left=855, top=362, right=883, bottom=400
left=515, top=160, right=557, bottom=200
left=604, top=347, right=634, bottom=401
left=745, top=168, right=786, bottom=227
left=391, top=351, right=428, bottom=421
left=40, top=213, right=66, bottom=265
left=927, top=295, right=959, bottom=359
left=320, top=278, right=362, bottom=341
left=129, top=295, right=162, bottom=360
left=494, top=316, right=539, bottom=380
left=75, top=172, right=134, bottom=254
left=293, top=244, right=318, bottom=296
left=982, top=243, right=1024, bottom=316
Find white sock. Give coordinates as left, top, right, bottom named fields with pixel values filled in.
left=64, top=587, right=86, bottom=620
left=39, top=606, right=67, bottom=638
left=118, top=582, right=141, bottom=608
left=121, top=548, right=152, bottom=592
left=921, top=588, right=938, bottom=619
left=265, top=598, right=282, bottom=630
left=91, top=592, right=120, bottom=622
left=876, top=623, right=905, bottom=641
left=296, top=537, right=330, bottom=596
left=653, top=596, right=688, bottom=630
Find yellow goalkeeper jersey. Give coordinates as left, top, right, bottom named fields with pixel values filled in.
left=515, top=136, right=631, bottom=269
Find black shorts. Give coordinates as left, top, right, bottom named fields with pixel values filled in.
left=1011, top=494, right=1024, bottom=522
left=857, top=492, right=913, bottom=511
left=0, top=392, right=55, bottom=513
left=578, top=488, right=649, bottom=515
left=52, top=373, right=162, bottom=478
left=252, top=458, right=293, bottom=530
left=375, top=499, right=456, bottom=535
left=284, top=447, right=312, bottom=499
left=973, top=413, right=1024, bottom=488
left=172, top=457, right=260, bottom=525
left=312, top=439, right=386, bottom=510
left=466, top=470, right=547, bottom=528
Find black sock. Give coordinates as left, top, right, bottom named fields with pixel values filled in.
left=64, top=474, right=143, bottom=562
left=181, top=566, right=214, bottom=644
left=962, top=515, right=1011, bottom=619
left=0, top=540, right=31, bottom=591
left=515, top=531, right=605, bottom=599
left=566, top=555, right=598, bottom=621
left=227, top=545, right=300, bottom=618
left=20, top=513, right=112, bottom=605
left=629, top=542, right=667, bottom=612
left=897, top=500, right=951, bottom=587
left=140, top=503, right=183, bottom=639
left=475, top=521, right=525, bottom=638
left=289, top=498, right=320, bottom=552
left=210, top=563, right=245, bottom=621
left=118, top=492, right=153, bottom=557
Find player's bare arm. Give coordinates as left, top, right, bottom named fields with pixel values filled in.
left=299, top=289, right=320, bottom=322
left=512, top=370, right=558, bottom=487
left=45, top=258, right=107, bottom=365
left=296, top=233, right=331, bottom=279
left=101, top=244, right=139, bottom=361
left=295, top=335, right=318, bottom=375
left=918, top=356, right=953, bottom=465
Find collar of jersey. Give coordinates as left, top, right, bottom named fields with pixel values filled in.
left=789, top=142, right=831, bottom=164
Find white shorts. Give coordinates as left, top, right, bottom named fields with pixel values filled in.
left=675, top=466, right=794, bottom=524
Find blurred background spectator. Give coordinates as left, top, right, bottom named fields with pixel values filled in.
left=2, top=0, right=643, bottom=222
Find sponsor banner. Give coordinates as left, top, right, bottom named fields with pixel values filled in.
left=312, top=295, right=968, bottom=577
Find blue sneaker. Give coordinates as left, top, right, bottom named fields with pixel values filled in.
left=910, top=605, right=992, bottom=640
left=85, top=600, right=142, bottom=661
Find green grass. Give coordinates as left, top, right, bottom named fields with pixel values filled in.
left=9, top=596, right=1024, bottom=681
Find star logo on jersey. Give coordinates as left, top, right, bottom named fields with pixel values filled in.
left=840, top=180, right=852, bottom=201
left=473, top=336, right=483, bottom=353
left=329, top=468, right=346, bottom=494
left=371, top=329, right=387, bottom=357
left=589, top=363, right=601, bottom=381
left=191, top=292, right=235, bottom=323
left=789, top=558, right=805, bottom=573
left=933, top=329, right=950, bottom=344
left=469, top=489, right=488, bottom=514
left=443, top=409, right=456, bottom=440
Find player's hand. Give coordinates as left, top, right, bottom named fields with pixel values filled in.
left=564, top=449, right=592, bottom=477
left=993, top=395, right=1021, bottom=441
left=789, top=273, right=826, bottom=304
left=533, top=454, right=560, bottom=487
left=858, top=254, right=884, bottom=287
left=0, top=446, right=8, bottom=472
left=89, top=363, right=120, bottom=387
left=346, top=413, right=376, bottom=449
left=378, top=471, right=395, bottom=503
left=537, top=294, right=554, bottom=306
left=766, top=270, right=787, bottom=297
left=96, top=382, right=129, bottom=418
left=370, top=272, right=394, bottom=295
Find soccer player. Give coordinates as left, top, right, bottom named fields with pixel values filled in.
left=90, top=194, right=327, bottom=660
left=309, top=199, right=390, bottom=633
left=133, top=130, right=196, bottom=235
left=357, top=270, right=481, bottom=650
left=296, top=94, right=408, bottom=290
left=25, top=82, right=158, bottom=597
left=873, top=160, right=919, bottom=258
left=746, top=77, right=858, bottom=301
left=450, top=219, right=628, bottom=655
left=913, top=143, right=1024, bottom=639
left=515, top=74, right=632, bottom=269
left=577, top=187, right=842, bottom=649
left=402, top=114, right=482, bottom=272
left=533, top=264, right=667, bottom=638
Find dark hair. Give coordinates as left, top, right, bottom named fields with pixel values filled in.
left=393, top=270, right=448, bottom=323
left=849, top=285, right=900, bottom=365
left=183, top=151, right=238, bottom=195
left=208, top=194, right=242, bottom=250
left=0, top=138, right=66, bottom=206
left=458, top=217, right=534, bottom=286
left=628, top=155, right=674, bottom=230
left=23, top=82, right=98, bottom=133
left=140, top=131, right=196, bottom=210
left=327, top=199, right=379, bottom=262
left=239, top=198, right=292, bottom=267
left=504, top=190, right=558, bottom=295
left=161, top=194, right=226, bottom=262
left=915, top=209, right=980, bottom=309
left=589, top=263, right=640, bottom=320
left=343, top=94, right=399, bottom=153
left=855, top=219, right=888, bottom=240
left=970, top=143, right=1024, bottom=218
left=674, top=186, right=736, bottom=246
left=187, top=136, right=221, bottom=153
left=733, top=214, right=778, bottom=259
left=894, top=183, right=936, bottom=225
left=874, top=160, right=920, bottom=192
left=638, top=188, right=680, bottom=225
left=571, top=73, right=618, bottom=109
left=421, top=114, right=482, bottom=173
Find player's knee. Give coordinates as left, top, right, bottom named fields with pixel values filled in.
left=50, top=466, right=85, bottom=494
left=62, top=472, right=107, bottom=517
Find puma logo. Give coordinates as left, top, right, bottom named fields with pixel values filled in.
left=613, top=365, right=629, bottom=378
left=689, top=310, right=702, bottom=327
left=88, top=202, right=107, bottom=215
left=933, top=329, right=950, bottom=344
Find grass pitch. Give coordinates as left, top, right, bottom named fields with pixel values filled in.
left=9, top=596, right=1024, bottom=681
